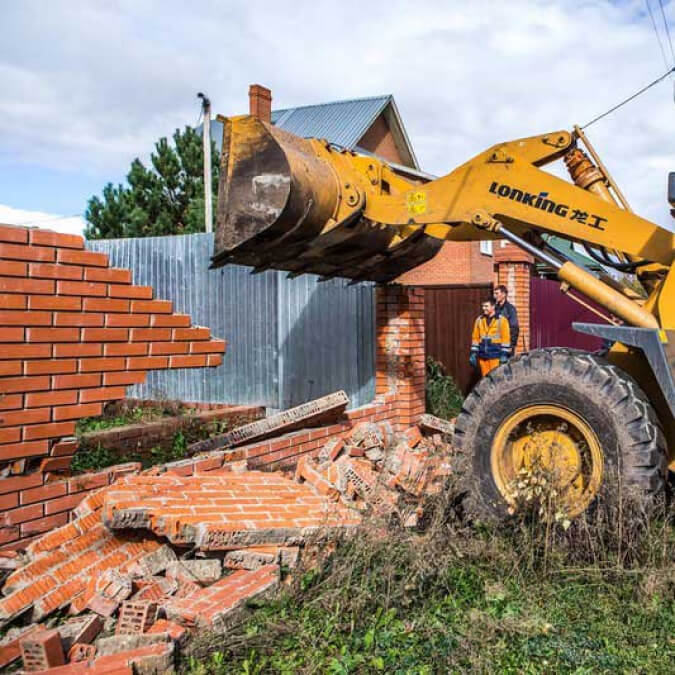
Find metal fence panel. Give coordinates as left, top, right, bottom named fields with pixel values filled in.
left=87, top=233, right=375, bottom=409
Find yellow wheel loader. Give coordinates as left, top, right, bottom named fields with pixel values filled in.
left=212, top=114, right=675, bottom=519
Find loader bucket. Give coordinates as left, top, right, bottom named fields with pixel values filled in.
left=211, top=115, right=442, bottom=282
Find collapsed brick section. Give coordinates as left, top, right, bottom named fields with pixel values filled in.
left=0, top=223, right=226, bottom=550
left=102, top=472, right=360, bottom=548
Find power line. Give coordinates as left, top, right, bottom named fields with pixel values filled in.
left=645, top=0, right=671, bottom=72
left=582, top=65, right=675, bottom=129
left=657, top=0, right=675, bottom=64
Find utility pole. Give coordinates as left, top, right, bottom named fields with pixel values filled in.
left=197, top=92, right=212, bottom=233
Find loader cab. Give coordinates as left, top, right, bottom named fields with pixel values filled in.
left=669, top=172, right=675, bottom=218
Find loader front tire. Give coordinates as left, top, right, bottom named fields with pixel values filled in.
left=453, top=348, right=666, bottom=518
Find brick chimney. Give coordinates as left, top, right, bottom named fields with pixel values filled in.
left=249, top=84, right=272, bottom=123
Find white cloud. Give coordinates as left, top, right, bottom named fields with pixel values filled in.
left=0, top=204, right=85, bottom=236
left=0, top=0, right=673, bottom=230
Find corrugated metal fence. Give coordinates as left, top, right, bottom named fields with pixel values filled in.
left=87, top=234, right=376, bottom=410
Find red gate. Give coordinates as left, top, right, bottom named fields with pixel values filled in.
left=530, top=277, right=603, bottom=351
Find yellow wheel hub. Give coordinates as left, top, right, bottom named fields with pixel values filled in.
left=491, top=404, right=603, bottom=517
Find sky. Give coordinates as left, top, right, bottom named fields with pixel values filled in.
left=0, top=0, right=673, bottom=236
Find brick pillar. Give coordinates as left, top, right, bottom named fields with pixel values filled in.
left=493, top=241, right=534, bottom=352
left=248, top=84, right=272, bottom=123
left=375, top=286, right=425, bottom=430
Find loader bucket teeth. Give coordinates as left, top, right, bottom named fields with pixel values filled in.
left=211, top=115, right=442, bottom=282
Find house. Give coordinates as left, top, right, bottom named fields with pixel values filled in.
left=210, top=85, right=493, bottom=287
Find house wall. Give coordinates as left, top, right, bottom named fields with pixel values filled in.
left=358, top=115, right=404, bottom=165
left=396, top=242, right=493, bottom=286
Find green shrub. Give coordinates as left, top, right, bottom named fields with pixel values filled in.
left=425, top=357, right=463, bottom=420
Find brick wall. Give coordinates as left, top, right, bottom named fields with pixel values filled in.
left=358, top=114, right=404, bottom=166
left=396, top=242, right=493, bottom=285
left=0, top=233, right=426, bottom=548
left=0, top=224, right=226, bottom=549
left=493, top=241, right=534, bottom=352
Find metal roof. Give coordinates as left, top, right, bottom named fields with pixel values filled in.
left=270, top=95, right=391, bottom=149
left=208, top=94, right=418, bottom=168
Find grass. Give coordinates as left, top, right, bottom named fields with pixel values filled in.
left=425, top=358, right=463, bottom=421
left=75, top=402, right=178, bottom=434
left=184, top=477, right=674, bottom=674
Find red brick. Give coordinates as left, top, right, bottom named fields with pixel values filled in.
left=2, top=343, right=51, bottom=359
left=29, top=230, right=83, bottom=249
left=0, top=327, right=23, bottom=342
left=53, top=343, right=102, bottom=357
left=105, top=313, right=149, bottom=327
left=0, top=277, right=54, bottom=294
left=103, top=342, right=148, bottom=356
left=190, top=339, right=227, bottom=353
left=0, top=394, right=23, bottom=410
left=53, top=312, right=104, bottom=326
left=151, top=314, right=190, bottom=327
left=173, top=327, right=210, bottom=341
left=0, top=361, right=22, bottom=376
left=0, top=310, right=51, bottom=325
left=79, top=386, right=126, bottom=403
left=0, top=224, right=28, bottom=244
left=21, top=481, right=68, bottom=504
left=82, top=297, right=130, bottom=313
left=0, top=407, right=51, bottom=427
left=81, top=327, right=129, bottom=342
left=50, top=438, right=78, bottom=457
left=0, top=260, right=27, bottom=277
left=27, top=327, right=79, bottom=342
left=84, top=267, right=131, bottom=283
left=29, top=295, right=81, bottom=311
left=44, top=493, right=84, bottom=515
left=130, top=299, right=172, bottom=313
left=25, top=390, right=77, bottom=408
left=108, top=284, right=153, bottom=299
left=52, top=373, right=101, bottom=389
left=149, top=342, right=188, bottom=355
left=0, top=293, right=26, bottom=308
left=79, top=357, right=125, bottom=372
left=39, top=456, right=72, bottom=472
left=20, top=628, right=66, bottom=670
left=0, top=241, right=55, bottom=262
left=0, top=375, right=49, bottom=393
left=129, top=327, right=171, bottom=342
left=0, top=427, right=21, bottom=443
left=0, top=502, right=43, bottom=525
left=28, top=262, right=83, bottom=280
left=56, top=249, right=108, bottom=267
left=127, top=356, right=168, bottom=370
left=0, top=473, right=43, bottom=494
left=24, top=421, right=76, bottom=441
left=53, top=402, right=102, bottom=421
left=169, top=355, right=207, bottom=368
left=25, top=360, right=77, bottom=375
left=57, top=280, right=106, bottom=297
left=102, top=371, right=147, bottom=386
left=68, top=471, right=109, bottom=492
left=0, top=492, right=18, bottom=510
left=21, top=512, right=69, bottom=537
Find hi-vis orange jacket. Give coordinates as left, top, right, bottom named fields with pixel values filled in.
left=470, top=315, right=512, bottom=359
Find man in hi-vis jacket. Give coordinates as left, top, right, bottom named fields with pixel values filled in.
left=470, top=298, right=511, bottom=377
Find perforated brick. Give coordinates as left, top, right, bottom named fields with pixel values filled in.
left=20, top=628, right=65, bottom=671
left=116, top=601, right=158, bottom=635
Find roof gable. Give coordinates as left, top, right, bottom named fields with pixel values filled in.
left=209, top=94, right=419, bottom=170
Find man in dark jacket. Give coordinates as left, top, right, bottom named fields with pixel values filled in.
left=494, top=285, right=519, bottom=355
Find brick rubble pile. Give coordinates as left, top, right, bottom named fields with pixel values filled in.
left=0, top=415, right=453, bottom=673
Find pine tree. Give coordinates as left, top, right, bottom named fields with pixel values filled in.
left=85, top=126, right=218, bottom=239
